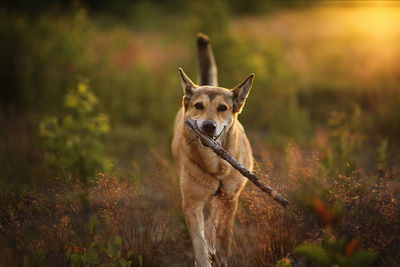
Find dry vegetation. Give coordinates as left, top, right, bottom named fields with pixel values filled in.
left=2, top=138, right=399, bottom=266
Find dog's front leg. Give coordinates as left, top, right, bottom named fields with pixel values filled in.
left=217, top=193, right=239, bottom=261
left=183, top=198, right=211, bottom=267
left=205, top=196, right=219, bottom=257
left=181, top=173, right=216, bottom=267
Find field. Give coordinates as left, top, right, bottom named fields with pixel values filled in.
left=1, top=1, right=400, bottom=266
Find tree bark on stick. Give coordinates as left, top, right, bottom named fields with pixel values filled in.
left=185, top=117, right=289, bottom=208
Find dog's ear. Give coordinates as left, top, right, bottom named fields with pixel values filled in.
left=231, top=73, right=254, bottom=113
left=178, top=68, right=198, bottom=96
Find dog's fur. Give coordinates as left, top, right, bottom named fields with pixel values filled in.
left=172, top=34, right=254, bottom=267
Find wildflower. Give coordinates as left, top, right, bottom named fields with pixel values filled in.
left=311, top=198, right=339, bottom=226
left=345, top=239, right=360, bottom=256
left=72, top=246, right=79, bottom=253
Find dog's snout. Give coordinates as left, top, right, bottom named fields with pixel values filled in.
left=202, top=120, right=217, bottom=134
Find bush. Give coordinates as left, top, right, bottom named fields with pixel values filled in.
left=39, top=80, right=111, bottom=183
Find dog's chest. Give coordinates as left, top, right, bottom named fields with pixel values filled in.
left=198, top=147, right=231, bottom=177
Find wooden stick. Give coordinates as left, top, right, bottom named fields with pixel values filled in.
left=185, top=117, right=289, bottom=208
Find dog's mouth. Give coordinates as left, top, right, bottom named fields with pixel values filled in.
left=200, top=139, right=209, bottom=147
left=198, top=129, right=213, bottom=147
left=203, top=131, right=215, bottom=139
left=200, top=126, right=226, bottom=147
left=186, top=119, right=226, bottom=147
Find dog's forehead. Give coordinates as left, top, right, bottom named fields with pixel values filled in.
left=192, top=86, right=233, bottom=103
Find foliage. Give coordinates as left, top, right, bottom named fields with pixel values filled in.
left=276, top=258, right=292, bottom=267
left=67, top=236, right=132, bottom=267
left=39, top=80, right=111, bottom=183
left=325, top=105, right=364, bottom=175
left=294, top=237, right=377, bottom=267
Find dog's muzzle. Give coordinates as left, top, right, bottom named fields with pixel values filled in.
left=202, top=120, right=217, bottom=137
left=186, top=119, right=226, bottom=147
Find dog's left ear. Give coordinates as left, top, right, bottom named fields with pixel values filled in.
left=178, top=68, right=198, bottom=96
left=231, top=73, right=255, bottom=113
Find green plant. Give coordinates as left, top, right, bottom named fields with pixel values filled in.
left=377, top=138, right=389, bottom=172
left=293, top=198, right=377, bottom=267
left=39, top=79, right=111, bottom=183
left=67, top=236, right=132, bottom=267
left=326, top=104, right=365, bottom=175
left=276, top=257, right=293, bottom=267
left=294, top=237, right=377, bottom=267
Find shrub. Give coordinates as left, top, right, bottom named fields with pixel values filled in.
left=39, top=79, right=111, bottom=184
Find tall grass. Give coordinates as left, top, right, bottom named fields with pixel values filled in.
left=1, top=136, right=398, bottom=266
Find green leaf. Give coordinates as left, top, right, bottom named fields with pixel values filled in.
left=70, top=254, right=82, bottom=267
left=276, top=257, right=292, bottom=267
left=104, top=247, right=113, bottom=259
left=107, top=240, right=120, bottom=258
left=87, top=214, right=98, bottom=235
left=23, top=256, right=30, bottom=267
left=35, top=248, right=45, bottom=262
left=327, top=236, right=346, bottom=253
left=89, top=241, right=97, bottom=249
left=343, top=250, right=377, bottom=267
left=81, top=248, right=99, bottom=265
left=118, top=258, right=132, bottom=267
left=294, top=244, right=331, bottom=267
left=114, top=236, right=122, bottom=246
left=126, top=251, right=133, bottom=258
left=137, top=255, right=143, bottom=267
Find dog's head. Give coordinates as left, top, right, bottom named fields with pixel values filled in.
left=179, top=68, right=254, bottom=140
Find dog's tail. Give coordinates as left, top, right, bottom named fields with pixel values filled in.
left=197, top=33, right=218, bottom=86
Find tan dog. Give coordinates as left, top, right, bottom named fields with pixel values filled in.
left=172, top=34, right=254, bottom=267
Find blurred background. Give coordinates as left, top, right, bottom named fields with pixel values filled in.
left=1, top=0, right=400, bottom=266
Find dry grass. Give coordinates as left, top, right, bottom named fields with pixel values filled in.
left=1, top=139, right=399, bottom=266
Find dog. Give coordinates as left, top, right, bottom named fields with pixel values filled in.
left=172, top=33, right=254, bottom=267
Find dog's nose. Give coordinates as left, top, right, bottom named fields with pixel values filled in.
left=202, top=120, right=217, bottom=135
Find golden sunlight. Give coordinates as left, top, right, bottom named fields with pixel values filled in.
left=343, top=4, right=400, bottom=40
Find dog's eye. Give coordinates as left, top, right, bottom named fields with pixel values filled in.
left=194, top=103, right=204, bottom=110
left=217, top=105, right=227, bottom=112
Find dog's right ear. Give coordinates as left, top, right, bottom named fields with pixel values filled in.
left=231, top=73, right=254, bottom=114
left=178, top=68, right=198, bottom=96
